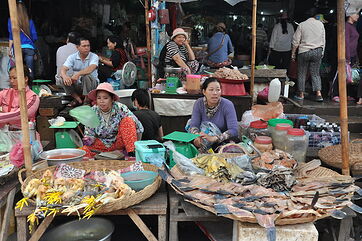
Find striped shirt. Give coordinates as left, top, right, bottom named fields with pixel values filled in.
left=165, top=41, right=189, bottom=66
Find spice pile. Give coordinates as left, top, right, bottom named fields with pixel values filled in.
left=213, top=67, right=248, bottom=80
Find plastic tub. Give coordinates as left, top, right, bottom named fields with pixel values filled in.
left=135, top=140, right=166, bottom=167
left=121, top=171, right=158, bottom=191
left=285, top=128, right=308, bottom=163
left=186, top=74, right=201, bottom=94
left=218, top=78, right=247, bottom=96
left=247, top=120, right=269, bottom=141
left=273, top=123, right=292, bottom=151
left=267, top=118, right=294, bottom=138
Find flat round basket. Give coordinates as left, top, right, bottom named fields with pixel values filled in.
left=318, top=139, right=362, bottom=175
left=19, top=160, right=161, bottom=213
left=170, top=164, right=346, bottom=225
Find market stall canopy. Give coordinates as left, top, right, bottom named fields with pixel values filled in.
left=224, top=0, right=247, bottom=6
left=164, top=0, right=198, bottom=2
left=345, top=0, right=362, bottom=16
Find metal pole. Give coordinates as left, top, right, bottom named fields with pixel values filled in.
left=250, top=0, right=257, bottom=101
left=337, top=0, right=350, bottom=175
left=145, top=0, right=152, bottom=86
left=8, top=0, right=33, bottom=176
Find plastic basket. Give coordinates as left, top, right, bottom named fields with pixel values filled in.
left=217, top=78, right=247, bottom=96
left=284, top=114, right=325, bottom=125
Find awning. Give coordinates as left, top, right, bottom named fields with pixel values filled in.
left=224, top=0, right=247, bottom=6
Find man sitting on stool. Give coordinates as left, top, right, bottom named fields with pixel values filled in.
left=60, top=37, right=99, bottom=106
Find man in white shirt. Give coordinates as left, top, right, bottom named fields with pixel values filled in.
left=55, top=32, right=79, bottom=85
left=291, top=8, right=325, bottom=102
left=60, top=37, right=99, bottom=106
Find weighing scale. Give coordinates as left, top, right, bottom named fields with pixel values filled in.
left=49, top=121, right=83, bottom=149
left=163, top=131, right=199, bottom=167
left=32, top=79, right=52, bottom=95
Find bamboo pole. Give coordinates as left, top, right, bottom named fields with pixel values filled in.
left=337, top=0, right=350, bottom=175
left=250, top=0, right=257, bottom=101
left=145, top=0, right=152, bottom=86
left=8, top=0, right=33, bottom=177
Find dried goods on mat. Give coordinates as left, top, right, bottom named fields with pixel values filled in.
left=213, top=67, right=248, bottom=80
left=159, top=166, right=362, bottom=241
left=252, top=149, right=298, bottom=170
left=16, top=162, right=150, bottom=232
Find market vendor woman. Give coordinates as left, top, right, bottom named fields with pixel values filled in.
left=81, top=83, right=144, bottom=157
left=0, top=65, right=39, bottom=128
left=188, top=77, right=238, bottom=151
left=159, top=28, right=199, bottom=80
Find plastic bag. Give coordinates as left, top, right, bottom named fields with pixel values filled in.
left=0, top=131, right=12, bottom=152
left=252, top=102, right=284, bottom=120
left=69, top=106, right=100, bottom=128
left=48, top=116, right=66, bottom=127
left=241, top=110, right=259, bottom=129
left=164, top=141, right=204, bottom=175
left=9, top=141, right=24, bottom=167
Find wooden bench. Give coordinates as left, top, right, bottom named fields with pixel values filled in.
left=15, top=188, right=168, bottom=241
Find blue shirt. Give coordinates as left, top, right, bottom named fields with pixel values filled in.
left=207, top=32, right=234, bottom=63
left=8, top=18, right=38, bottom=49
left=63, top=51, right=99, bottom=79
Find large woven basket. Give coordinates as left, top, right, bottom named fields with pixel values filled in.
left=318, top=139, right=362, bottom=175
left=170, top=164, right=344, bottom=225
left=19, top=160, right=161, bottom=213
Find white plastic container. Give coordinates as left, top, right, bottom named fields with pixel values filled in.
left=268, top=78, right=281, bottom=102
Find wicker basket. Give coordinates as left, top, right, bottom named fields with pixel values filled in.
left=18, top=160, right=161, bottom=213
left=318, top=139, right=362, bottom=175
left=170, top=164, right=347, bottom=225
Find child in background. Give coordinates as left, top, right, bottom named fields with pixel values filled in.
left=131, top=89, right=163, bottom=141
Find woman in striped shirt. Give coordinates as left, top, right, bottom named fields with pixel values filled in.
left=162, top=28, right=199, bottom=80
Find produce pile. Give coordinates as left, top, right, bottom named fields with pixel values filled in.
left=252, top=149, right=298, bottom=170
left=213, top=67, right=248, bottom=80
left=16, top=163, right=145, bottom=232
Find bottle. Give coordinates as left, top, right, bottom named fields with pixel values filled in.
left=268, top=78, right=281, bottom=102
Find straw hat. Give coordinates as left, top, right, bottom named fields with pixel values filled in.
left=171, top=28, right=188, bottom=40
left=88, top=83, right=120, bottom=101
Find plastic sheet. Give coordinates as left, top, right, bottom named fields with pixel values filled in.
left=70, top=106, right=100, bottom=128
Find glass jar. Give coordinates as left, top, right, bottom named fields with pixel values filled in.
left=254, top=136, right=273, bottom=153
left=247, top=120, right=269, bottom=141
left=267, top=118, right=294, bottom=139
left=273, top=123, right=292, bottom=151
left=285, top=128, right=308, bottom=163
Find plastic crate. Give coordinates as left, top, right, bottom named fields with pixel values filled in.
left=284, top=114, right=325, bottom=126
left=135, top=140, right=166, bottom=167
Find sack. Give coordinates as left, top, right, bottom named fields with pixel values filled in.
left=346, top=63, right=352, bottom=84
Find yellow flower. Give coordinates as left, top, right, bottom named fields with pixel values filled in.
left=15, top=197, right=29, bottom=211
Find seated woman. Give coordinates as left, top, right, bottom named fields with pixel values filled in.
left=188, top=77, right=238, bottom=152
left=159, top=28, right=199, bottom=80
left=206, top=23, right=234, bottom=68
left=98, top=35, right=128, bottom=83
left=0, top=65, right=40, bottom=128
left=81, top=83, right=144, bottom=157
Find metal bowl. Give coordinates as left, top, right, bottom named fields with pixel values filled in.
left=164, top=66, right=183, bottom=73
left=39, top=148, right=86, bottom=166
left=40, top=218, right=114, bottom=241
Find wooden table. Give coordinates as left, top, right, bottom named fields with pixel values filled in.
left=15, top=188, right=168, bottom=241
left=0, top=178, right=20, bottom=241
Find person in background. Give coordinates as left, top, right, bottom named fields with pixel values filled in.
left=158, top=28, right=199, bottom=80
left=256, top=23, right=268, bottom=65
left=82, top=83, right=144, bottom=157
left=206, top=22, right=234, bottom=68
left=269, top=13, right=295, bottom=69
left=55, top=32, right=79, bottom=85
left=333, top=12, right=359, bottom=103
left=292, top=8, right=325, bottom=102
left=131, top=89, right=163, bottom=141
left=8, top=1, right=38, bottom=79
left=188, top=77, right=238, bottom=152
left=0, top=65, right=39, bottom=128
left=98, top=35, right=128, bottom=83
left=60, top=37, right=99, bottom=106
